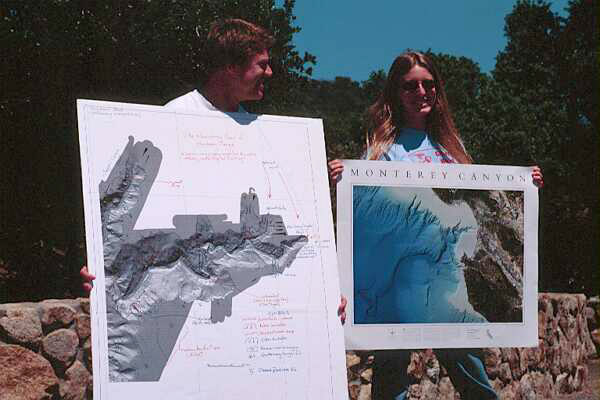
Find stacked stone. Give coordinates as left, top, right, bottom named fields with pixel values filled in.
left=404, top=350, right=460, bottom=400
left=345, top=293, right=596, bottom=399
left=345, top=349, right=462, bottom=400
left=484, top=293, right=596, bottom=398
left=0, top=298, right=92, bottom=400
left=587, top=296, right=600, bottom=355
left=0, top=294, right=595, bottom=400
left=346, top=351, right=375, bottom=400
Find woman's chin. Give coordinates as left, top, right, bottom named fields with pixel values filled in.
left=418, top=105, right=432, bottom=114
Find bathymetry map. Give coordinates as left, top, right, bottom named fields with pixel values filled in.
left=336, top=160, right=539, bottom=350
left=77, top=100, right=347, bottom=400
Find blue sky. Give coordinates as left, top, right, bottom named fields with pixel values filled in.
left=284, top=0, right=570, bottom=81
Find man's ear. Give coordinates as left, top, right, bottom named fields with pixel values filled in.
left=225, top=63, right=241, bottom=77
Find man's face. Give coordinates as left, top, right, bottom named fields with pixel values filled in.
left=231, top=49, right=273, bottom=102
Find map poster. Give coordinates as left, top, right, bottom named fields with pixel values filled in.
left=76, top=100, right=348, bottom=400
left=336, top=160, right=539, bottom=350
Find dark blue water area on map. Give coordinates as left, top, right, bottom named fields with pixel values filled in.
left=352, top=185, right=486, bottom=324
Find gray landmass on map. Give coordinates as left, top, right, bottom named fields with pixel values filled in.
left=100, top=136, right=307, bottom=382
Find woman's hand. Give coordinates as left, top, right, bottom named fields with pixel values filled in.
left=338, top=295, right=347, bottom=325
left=532, top=166, right=544, bottom=188
left=80, top=265, right=95, bottom=294
left=328, top=159, right=344, bottom=182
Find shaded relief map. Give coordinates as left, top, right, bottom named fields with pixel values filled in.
left=352, top=185, right=524, bottom=326
left=100, top=137, right=307, bottom=382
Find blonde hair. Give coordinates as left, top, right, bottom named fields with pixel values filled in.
left=366, top=52, right=472, bottom=164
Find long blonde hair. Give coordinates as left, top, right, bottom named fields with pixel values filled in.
left=366, top=52, right=472, bottom=164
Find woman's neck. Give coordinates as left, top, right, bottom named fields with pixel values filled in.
left=401, top=116, right=427, bottom=131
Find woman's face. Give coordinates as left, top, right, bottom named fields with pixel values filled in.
left=397, top=65, right=436, bottom=121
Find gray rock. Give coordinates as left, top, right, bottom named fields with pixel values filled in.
left=407, top=383, right=421, bottom=399
left=501, top=346, right=523, bottom=380
left=489, top=378, right=504, bottom=394
left=357, top=383, right=371, bottom=400
left=557, top=296, right=578, bottom=341
left=555, top=372, right=572, bottom=394
left=425, top=357, right=440, bottom=383
left=360, top=368, right=373, bottom=383
left=498, top=362, right=512, bottom=383
left=407, top=351, right=425, bottom=380
left=346, top=352, right=361, bottom=369
left=548, top=342, right=562, bottom=377
left=75, top=313, right=91, bottom=340
left=347, top=367, right=359, bottom=382
left=348, top=381, right=361, bottom=400
left=499, top=381, right=519, bottom=400
left=483, top=347, right=502, bottom=379
left=40, top=302, right=76, bottom=330
left=584, top=306, right=597, bottom=331
left=0, top=308, right=43, bottom=349
left=59, top=360, right=92, bottom=400
left=519, top=373, right=535, bottom=400
left=519, top=347, right=537, bottom=373
left=82, top=336, right=92, bottom=371
left=79, top=298, right=90, bottom=314
left=42, top=328, right=79, bottom=371
left=558, top=329, right=575, bottom=372
left=538, top=307, right=547, bottom=340
left=420, top=379, right=439, bottom=400
left=437, top=377, right=458, bottom=400
left=591, top=328, right=600, bottom=352
left=572, top=365, right=587, bottom=392
left=0, top=344, right=58, bottom=400
left=535, top=338, right=546, bottom=370
left=530, top=371, right=553, bottom=399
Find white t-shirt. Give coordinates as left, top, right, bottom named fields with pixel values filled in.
left=376, top=128, right=453, bottom=163
left=164, top=89, right=246, bottom=113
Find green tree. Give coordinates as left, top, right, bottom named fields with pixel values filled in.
left=488, top=0, right=598, bottom=294
left=0, top=0, right=314, bottom=302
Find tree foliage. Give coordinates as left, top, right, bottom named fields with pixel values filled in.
left=1, top=0, right=597, bottom=301
left=0, top=0, right=315, bottom=301
left=313, top=0, right=599, bottom=295
left=485, top=0, right=598, bottom=294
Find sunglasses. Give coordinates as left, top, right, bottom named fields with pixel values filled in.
left=401, top=79, right=435, bottom=92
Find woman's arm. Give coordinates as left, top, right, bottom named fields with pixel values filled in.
left=532, top=165, right=544, bottom=188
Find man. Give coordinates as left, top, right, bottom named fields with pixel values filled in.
left=81, top=17, right=275, bottom=289
left=165, top=18, right=274, bottom=112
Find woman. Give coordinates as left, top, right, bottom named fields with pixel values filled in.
left=330, top=52, right=543, bottom=399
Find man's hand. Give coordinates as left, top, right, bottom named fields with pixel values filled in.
left=532, top=166, right=544, bottom=188
left=328, top=159, right=344, bottom=183
left=80, top=265, right=95, bottom=294
left=338, top=295, right=347, bottom=325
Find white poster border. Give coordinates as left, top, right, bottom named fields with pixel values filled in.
left=77, top=99, right=348, bottom=400
left=337, top=160, right=539, bottom=350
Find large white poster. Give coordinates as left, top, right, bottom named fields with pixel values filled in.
left=77, top=100, right=347, bottom=400
left=337, top=160, right=538, bottom=350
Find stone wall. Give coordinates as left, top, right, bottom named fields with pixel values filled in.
left=347, top=293, right=598, bottom=399
left=0, top=299, right=92, bottom=400
left=587, top=296, right=600, bottom=355
left=0, top=294, right=596, bottom=400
